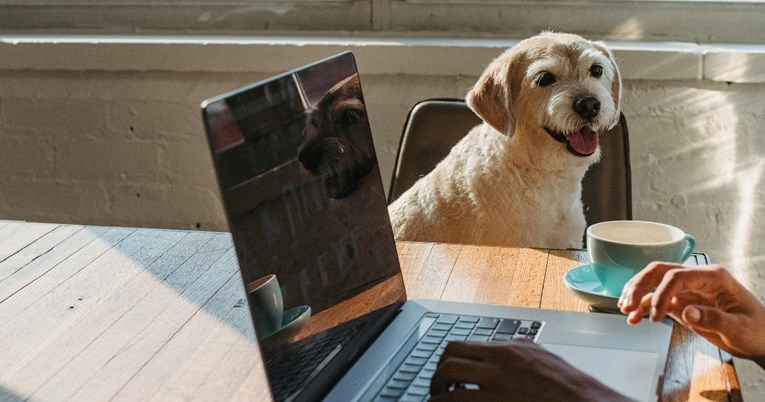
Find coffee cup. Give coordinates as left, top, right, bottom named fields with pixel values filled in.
left=245, top=274, right=284, bottom=338
left=586, top=220, right=695, bottom=296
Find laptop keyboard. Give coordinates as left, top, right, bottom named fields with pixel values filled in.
left=268, top=322, right=361, bottom=401
left=374, top=313, right=544, bottom=402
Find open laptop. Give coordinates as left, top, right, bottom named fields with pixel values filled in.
left=200, top=52, right=673, bottom=402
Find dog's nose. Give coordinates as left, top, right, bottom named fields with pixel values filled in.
left=298, top=147, right=320, bottom=170
left=574, top=95, right=600, bottom=120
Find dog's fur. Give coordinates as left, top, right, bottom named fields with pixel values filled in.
left=388, top=32, right=622, bottom=248
left=298, top=74, right=376, bottom=199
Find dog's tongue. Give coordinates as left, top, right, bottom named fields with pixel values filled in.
left=568, top=126, right=599, bottom=155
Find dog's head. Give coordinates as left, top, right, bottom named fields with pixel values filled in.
left=298, top=74, right=376, bottom=199
left=466, top=32, right=622, bottom=161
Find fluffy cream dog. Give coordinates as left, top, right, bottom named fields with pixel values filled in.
left=388, top=32, right=622, bottom=249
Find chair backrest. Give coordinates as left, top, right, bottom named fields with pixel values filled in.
left=388, top=99, right=632, bottom=230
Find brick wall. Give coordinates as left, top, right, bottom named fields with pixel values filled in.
left=3, top=66, right=765, bottom=270
left=0, top=71, right=222, bottom=229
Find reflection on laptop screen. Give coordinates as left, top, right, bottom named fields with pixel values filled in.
left=202, top=52, right=406, bottom=401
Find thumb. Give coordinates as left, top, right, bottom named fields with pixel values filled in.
left=682, top=305, right=726, bottom=331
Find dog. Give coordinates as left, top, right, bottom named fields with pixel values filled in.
left=298, top=74, right=377, bottom=199
left=388, top=32, right=622, bottom=249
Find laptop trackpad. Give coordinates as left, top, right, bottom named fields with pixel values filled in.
left=542, top=343, right=660, bottom=402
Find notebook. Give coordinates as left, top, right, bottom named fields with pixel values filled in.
left=200, top=51, right=673, bottom=402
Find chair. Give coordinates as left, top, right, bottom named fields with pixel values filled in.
left=387, top=98, right=632, bottom=233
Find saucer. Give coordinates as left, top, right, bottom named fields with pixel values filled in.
left=563, top=264, right=621, bottom=313
left=265, top=305, right=312, bottom=343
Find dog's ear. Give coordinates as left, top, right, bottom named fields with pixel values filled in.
left=593, top=41, right=622, bottom=125
left=466, top=52, right=516, bottom=136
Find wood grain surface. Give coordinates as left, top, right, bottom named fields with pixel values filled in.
left=0, top=221, right=741, bottom=401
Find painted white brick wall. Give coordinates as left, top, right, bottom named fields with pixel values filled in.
left=0, top=72, right=235, bottom=229
left=0, top=38, right=763, bottom=397
left=2, top=64, right=763, bottom=275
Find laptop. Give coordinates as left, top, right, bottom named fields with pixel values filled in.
left=200, top=52, right=673, bottom=402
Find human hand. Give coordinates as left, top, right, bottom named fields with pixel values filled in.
left=428, top=340, right=632, bottom=402
left=619, top=262, right=765, bottom=366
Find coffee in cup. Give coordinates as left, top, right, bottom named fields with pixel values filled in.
left=245, top=274, right=284, bottom=338
left=586, top=220, right=695, bottom=295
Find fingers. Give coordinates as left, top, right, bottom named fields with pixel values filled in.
left=427, top=388, right=466, bottom=402
left=438, top=340, right=538, bottom=368
left=429, top=387, right=509, bottom=402
left=625, top=293, right=653, bottom=325
left=682, top=305, right=703, bottom=325
left=431, top=341, right=536, bottom=397
left=436, top=341, right=498, bottom=366
left=432, top=342, right=510, bottom=395
left=682, top=304, right=729, bottom=334
left=620, top=263, right=724, bottom=320
left=621, top=264, right=749, bottom=323
left=430, top=356, right=493, bottom=395
left=620, top=262, right=765, bottom=361
left=648, top=265, right=732, bottom=321
left=619, top=261, right=682, bottom=313
left=679, top=305, right=741, bottom=355
left=647, top=268, right=699, bottom=321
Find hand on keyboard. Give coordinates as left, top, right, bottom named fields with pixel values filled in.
left=375, top=314, right=542, bottom=402
left=428, top=340, right=634, bottom=402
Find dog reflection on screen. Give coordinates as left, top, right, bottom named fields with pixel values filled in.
left=298, top=74, right=376, bottom=199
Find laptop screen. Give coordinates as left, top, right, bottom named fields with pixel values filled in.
left=201, top=52, right=406, bottom=401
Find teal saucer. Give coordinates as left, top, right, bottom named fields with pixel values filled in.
left=265, top=305, right=312, bottom=344
left=563, top=264, right=621, bottom=313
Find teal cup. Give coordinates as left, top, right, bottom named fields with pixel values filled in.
left=586, top=220, right=696, bottom=296
left=245, top=274, right=284, bottom=338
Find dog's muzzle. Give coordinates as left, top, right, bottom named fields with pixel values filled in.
left=544, top=126, right=599, bottom=157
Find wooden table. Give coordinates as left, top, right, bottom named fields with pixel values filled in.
left=0, top=220, right=741, bottom=401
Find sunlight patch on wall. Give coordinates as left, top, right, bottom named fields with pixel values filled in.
left=685, top=88, right=759, bottom=288
left=728, top=162, right=764, bottom=289
left=610, top=17, right=645, bottom=41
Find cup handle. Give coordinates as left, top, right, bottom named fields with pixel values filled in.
left=681, top=234, right=696, bottom=262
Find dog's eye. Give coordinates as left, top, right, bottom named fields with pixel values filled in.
left=343, top=109, right=364, bottom=125
left=590, top=65, right=603, bottom=78
left=536, top=72, right=556, bottom=87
